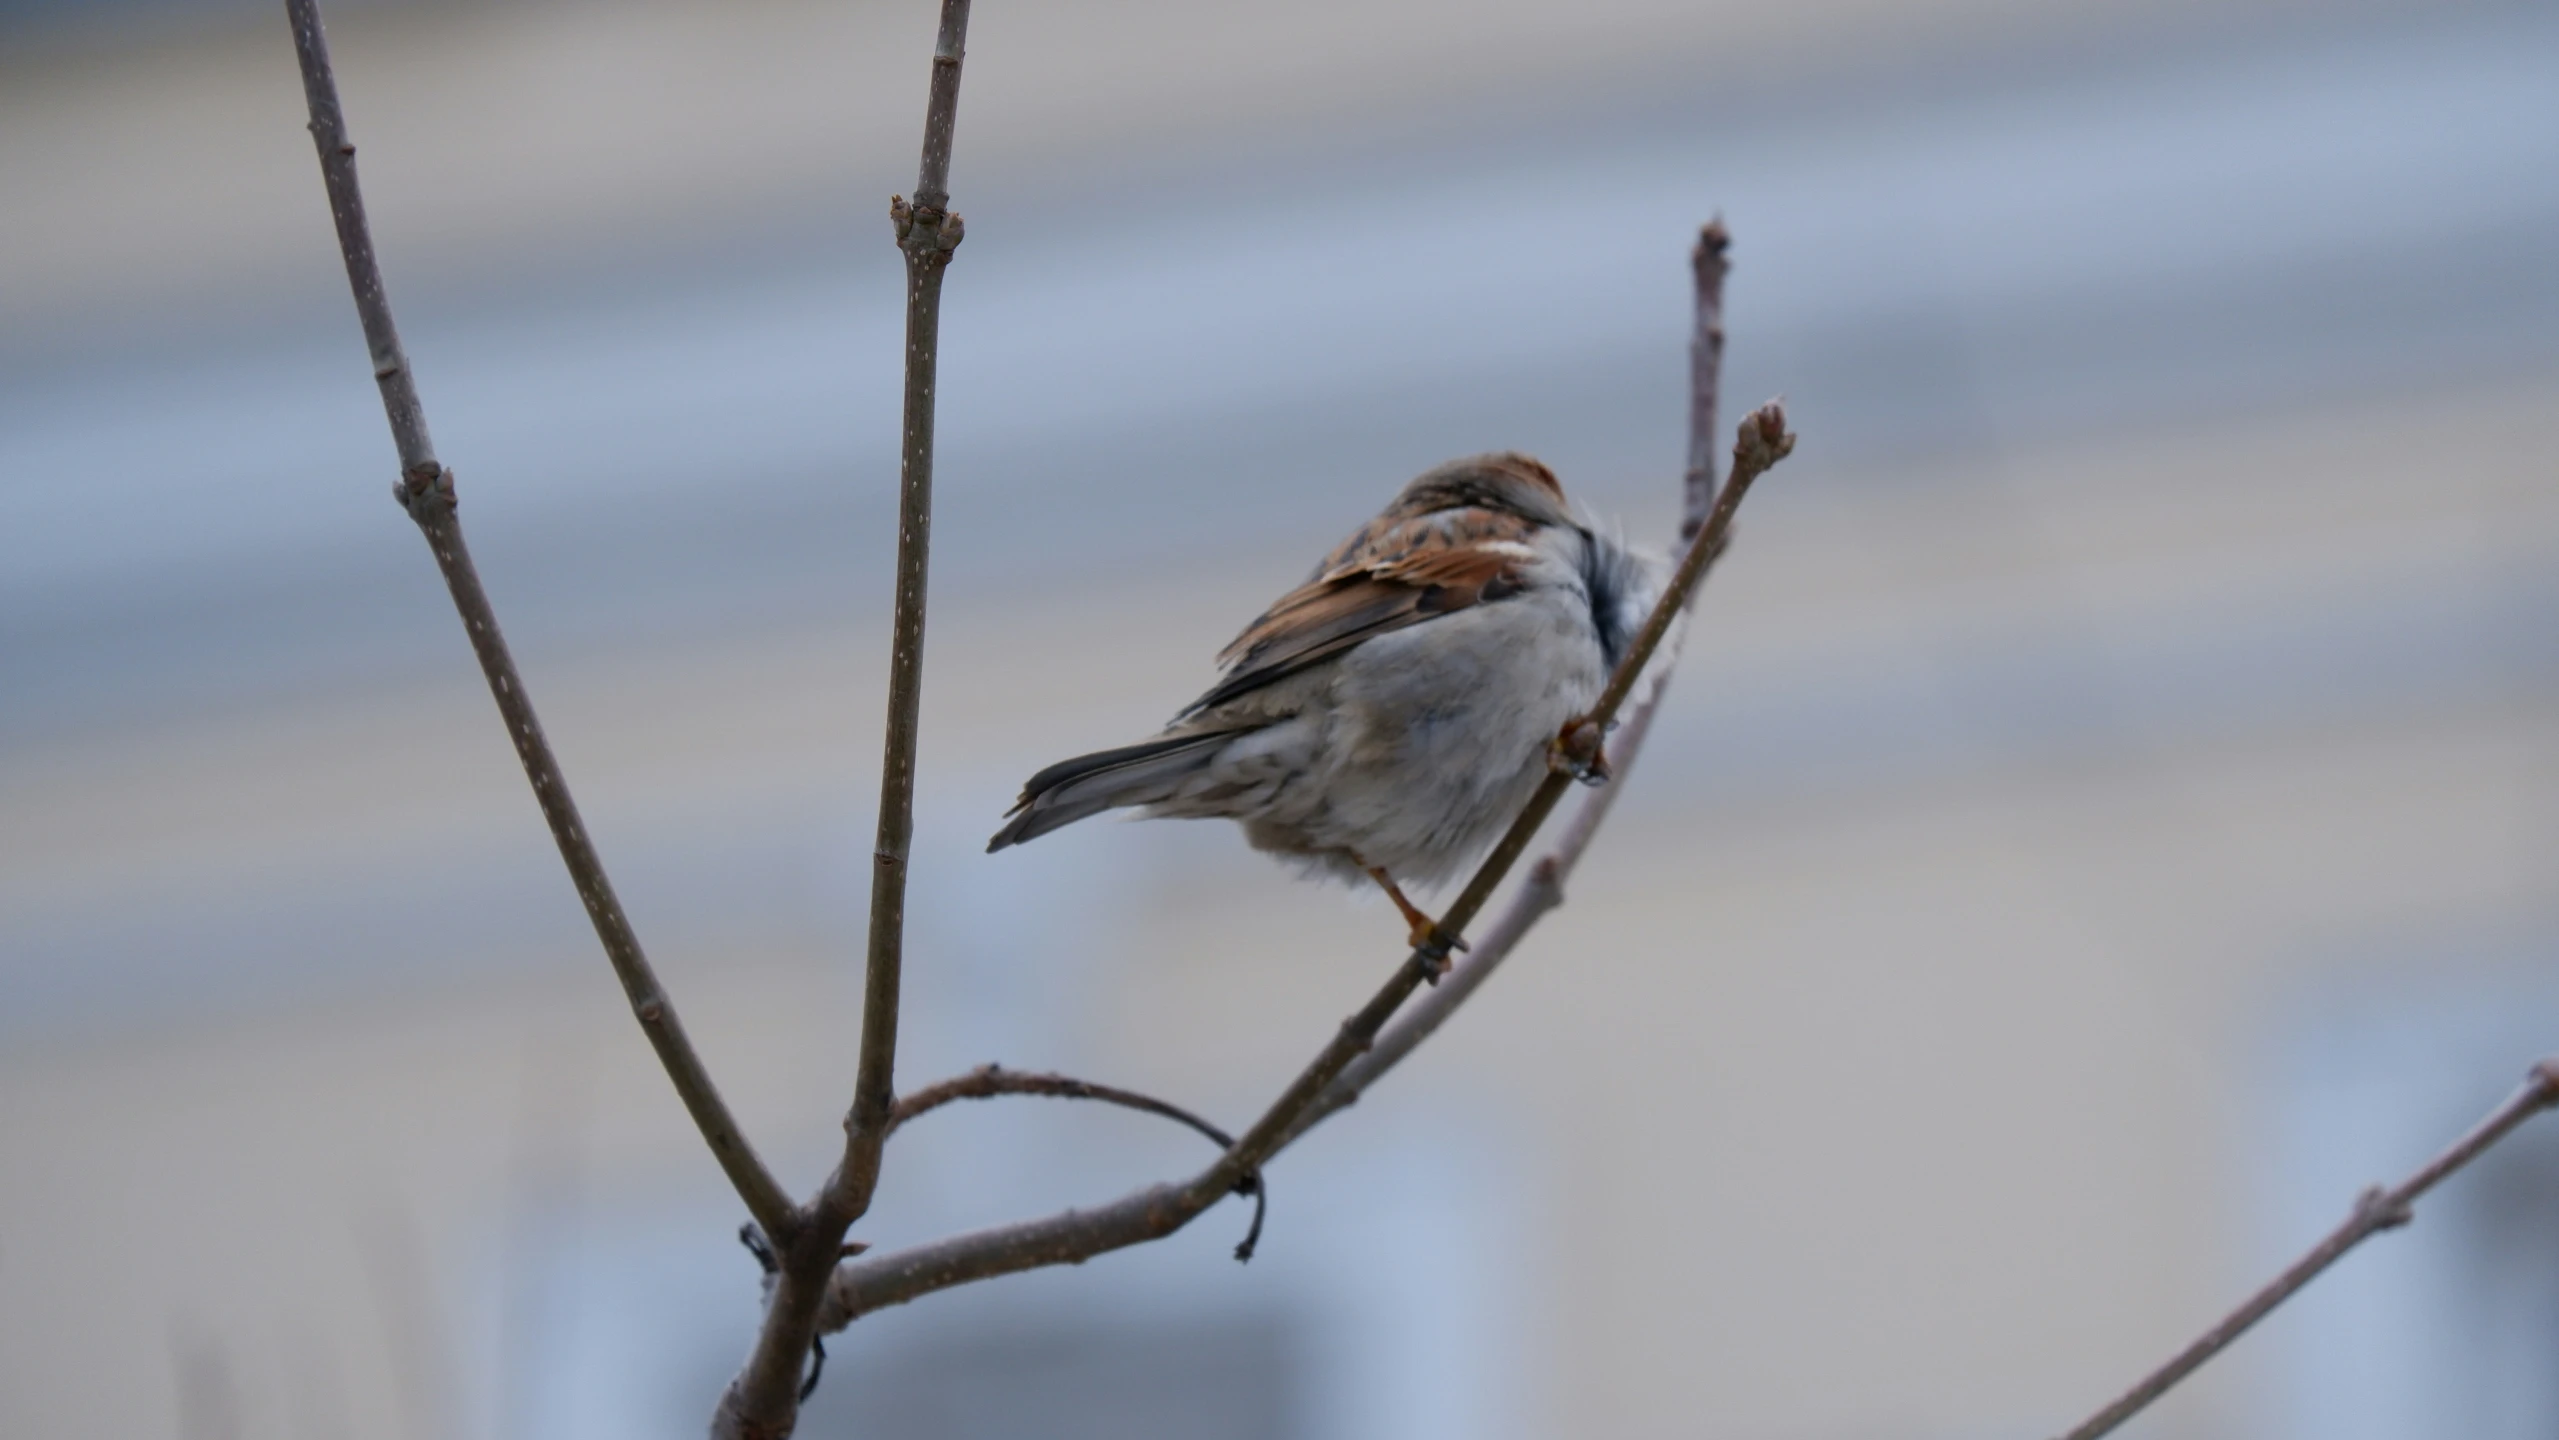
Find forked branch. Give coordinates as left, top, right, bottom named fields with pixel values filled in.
left=283, top=0, right=795, bottom=1242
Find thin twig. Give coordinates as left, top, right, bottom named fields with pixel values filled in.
left=834, top=0, right=974, bottom=1215
left=892, top=1064, right=1235, bottom=1144
left=821, top=395, right=1796, bottom=1329
left=891, top=1064, right=1268, bottom=1259
left=712, top=4, right=974, bottom=1434
left=2055, top=1057, right=2559, bottom=1440
left=1683, top=220, right=1730, bottom=540
left=282, top=0, right=794, bottom=1242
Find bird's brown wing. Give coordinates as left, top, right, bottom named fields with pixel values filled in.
left=1181, top=507, right=1539, bottom=715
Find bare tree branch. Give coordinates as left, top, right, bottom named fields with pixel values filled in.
left=712, top=4, right=974, bottom=1434
left=820, top=387, right=1796, bottom=1330
left=282, top=0, right=795, bottom=1242
left=2056, top=1057, right=2559, bottom=1440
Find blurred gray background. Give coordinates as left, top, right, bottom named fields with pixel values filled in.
left=4, top=0, right=2556, bottom=1436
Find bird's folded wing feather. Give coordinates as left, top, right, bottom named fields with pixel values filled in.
left=1181, top=508, right=1539, bottom=715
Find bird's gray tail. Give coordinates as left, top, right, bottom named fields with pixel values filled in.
left=986, top=730, right=1242, bottom=852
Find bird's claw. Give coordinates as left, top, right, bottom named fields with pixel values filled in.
left=1412, top=939, right=1458, bottom=982
left=1548, top=717, right=1611, bottom=785
left=1408, top=916, right=1469, bottom=978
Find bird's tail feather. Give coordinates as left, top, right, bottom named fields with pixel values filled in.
left=986, top=730, right=1243, bottom=851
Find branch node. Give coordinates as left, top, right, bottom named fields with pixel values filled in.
left=738, top=1224, right=832, bottom=1402
left=2354, top=1185, right=2414, bottom=1232
left=1527, top=855, right=1565, bottom=906
left=394, top=464, right=454, bottom=523
left=2529, top=1056, right=2559, bottom=1101
left=1692, top=217, right=1730, bottom=268
left=888, top=195, right=965, bottom=261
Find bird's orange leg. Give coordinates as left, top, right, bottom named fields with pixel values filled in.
left=1363, top=864, right=1467, bottom=971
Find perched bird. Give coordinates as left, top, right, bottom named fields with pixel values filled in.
left=988, top=452, right=1662, bottom=949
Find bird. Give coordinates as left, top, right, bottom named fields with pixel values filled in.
left=987, top=452, right=1662, bottom=953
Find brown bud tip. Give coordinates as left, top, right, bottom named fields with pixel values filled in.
left=1730, top=401, right=1797, bottom=475
left=1694, top=217, right=1730, bottom=266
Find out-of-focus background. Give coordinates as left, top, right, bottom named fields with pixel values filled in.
left=5, top=0, right=2557, bottom=1435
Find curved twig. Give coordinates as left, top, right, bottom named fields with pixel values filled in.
left=893, top=1063, right=1233, bottom=1144
left=283, top=0, right=794, bottom=1242
left=892, top=1064, right=1267, bottom=1259
left=2055, top=1057, right=2559, bottom=1440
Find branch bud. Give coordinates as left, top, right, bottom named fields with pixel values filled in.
left=1733, top=401, right=1796, bottom=476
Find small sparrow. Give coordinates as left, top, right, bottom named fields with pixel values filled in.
left=988, top=453, right=1661, bottom=949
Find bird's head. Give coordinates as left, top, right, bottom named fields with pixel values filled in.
left=1387, top=452, right=1572, bottom=527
